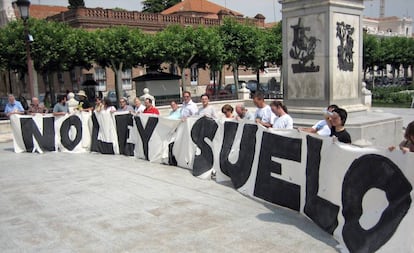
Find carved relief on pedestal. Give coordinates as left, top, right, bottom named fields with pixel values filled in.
left=336, top=21, right=355, bottom=72
left=289, top=18, right=321, bottom=74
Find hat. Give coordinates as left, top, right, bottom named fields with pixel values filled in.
left=67, top=92, right=75, bottom=99
left=77, top=90, right=87, bottom=98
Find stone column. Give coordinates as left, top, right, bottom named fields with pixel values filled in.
left=238, top=83, right=251, bottom=100
left=279, top=0, right=365, bottom=112
left=140, top=88, right=155, bottom=106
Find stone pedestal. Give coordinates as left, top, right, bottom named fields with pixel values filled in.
left=238, top=83, right=251, bottom=100
left=140, top=88, right=155, bottom=106
left=279, top=0, right=403, bottom=146
left=361, top=82, right=372, bottom=107
left=280, top=0, right=365, bottom=110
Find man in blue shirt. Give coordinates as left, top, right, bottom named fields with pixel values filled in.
left=5, top=94, right=25, bottom=117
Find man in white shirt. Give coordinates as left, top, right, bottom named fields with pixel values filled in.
left=270, top=101, right=293, bottom=129
left=196, top=94, right=216, bottom=119
left=253, top=93, right=275, bottom=128
left=181, top=91, right=198, bottom=119
left=133, top=97, right=145, bottom=114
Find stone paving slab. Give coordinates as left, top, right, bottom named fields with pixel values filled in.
left=0, top=142, right=338, bottom=253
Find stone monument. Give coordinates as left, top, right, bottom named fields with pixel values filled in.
left=279, top=0, right=403, bottom=147
left=280, top=0, right=364, bottom=110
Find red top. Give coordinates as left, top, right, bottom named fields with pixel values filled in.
left=143, top=106, right=160, bottom=115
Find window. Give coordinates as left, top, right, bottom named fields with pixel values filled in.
left=190, top=65, right=198, bottom=85
left=94, top=67, right=107, bottom=91
left=122, top=69, right=132, bottom=90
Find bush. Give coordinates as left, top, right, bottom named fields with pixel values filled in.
left=372, top=85, right=414, bottom=105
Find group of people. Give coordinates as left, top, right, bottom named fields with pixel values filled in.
left=167, top=91, right=253, bottom=121
left=171, top=91, right=355, bottom=145
left=4, top=94, right=48, bottom=117
left=4, top=90, right=413, bottom=153
left=299, top=104, right=352, bottom=144
left=4, top=90, right=161, bottom=118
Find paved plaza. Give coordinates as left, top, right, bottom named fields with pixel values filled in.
left=0, top=107, right=412, bottom=252
left=0, top=141, right=339, bottom=253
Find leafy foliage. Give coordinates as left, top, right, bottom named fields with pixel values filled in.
left=0, top=20, right=27, bottom=73
left=363, top=33, right=414, bottom=83
left=372, top=85, right=414, bottom=105
left=141, top=0, right=180, bottom=13
left=156, top=25, right=224, bottom=91
left=93, top=26, right=147, bottom=102
left=68, top=0, right=85, bottom=9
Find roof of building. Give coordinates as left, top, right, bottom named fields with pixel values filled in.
left=161, top=0, right=243, bottom=17
left=29, top=4, right=68, bottom=19
left=265, top=21, right=279, bottom=28
left=364, top=16, right=413, bottom=22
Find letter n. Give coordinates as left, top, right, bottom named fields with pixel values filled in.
left=20, top=117, right=55, bottom=152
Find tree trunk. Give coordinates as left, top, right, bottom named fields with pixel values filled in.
left=404, top=66, right=408, bottom=85
left=115, top=68, right=124, bottom=106
left=256, top=70, right=261, bottom=93
left=279, top=66, right=284, bottom=98
left=363, top=67, right=367, bottom=81
left=180, top=66, right=186, bottom=96
left=232, top=64, right=239, bottom=94
left=7, top=69, right=12, bottom=94
left=218, top=68, right=223, bottom=95
left=111, top=61, right=124, bottom=106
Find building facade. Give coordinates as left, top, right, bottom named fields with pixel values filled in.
left=363, top=16, right=413, bottom=37
left=1, top=0, right=268, bottom=100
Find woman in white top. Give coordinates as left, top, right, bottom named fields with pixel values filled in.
left=103, top=98, right=116, bottom=113
left=270, top=101, right=293, bottom=129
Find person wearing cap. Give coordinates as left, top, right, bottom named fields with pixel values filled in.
left=77, top=90, right=93, bottom=112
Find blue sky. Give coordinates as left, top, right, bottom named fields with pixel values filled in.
left=32, top=0, right=414, bottom=23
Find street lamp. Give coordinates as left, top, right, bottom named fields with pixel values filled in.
left=14, top=0, right=34, bottom=99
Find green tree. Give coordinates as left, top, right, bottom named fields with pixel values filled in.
left=68, top=0, right=85, bottom=9
left=0, top=21, right=27, bottom=94
left=157, top=25, right=224, bottom=93
left=363, top=33, right=379, bottom=82
left=264, top=22, right=283, bottom=66
left=247, top=23, right=282, bottom=87
left=65, top=28, right=96, bottom=90
left=93, top=26, right=147, bottom=103
left=219, top=18, right=264, bottom=93
left=0, top=21, right=27, bottom=75
left=142, top=0, right=180, bottom=13
left=399, top=37, right=414, bottom=85
left=29, top=20, right=77, bottom=102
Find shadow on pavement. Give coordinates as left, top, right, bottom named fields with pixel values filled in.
left=256, top=202, right=340, bottom=251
